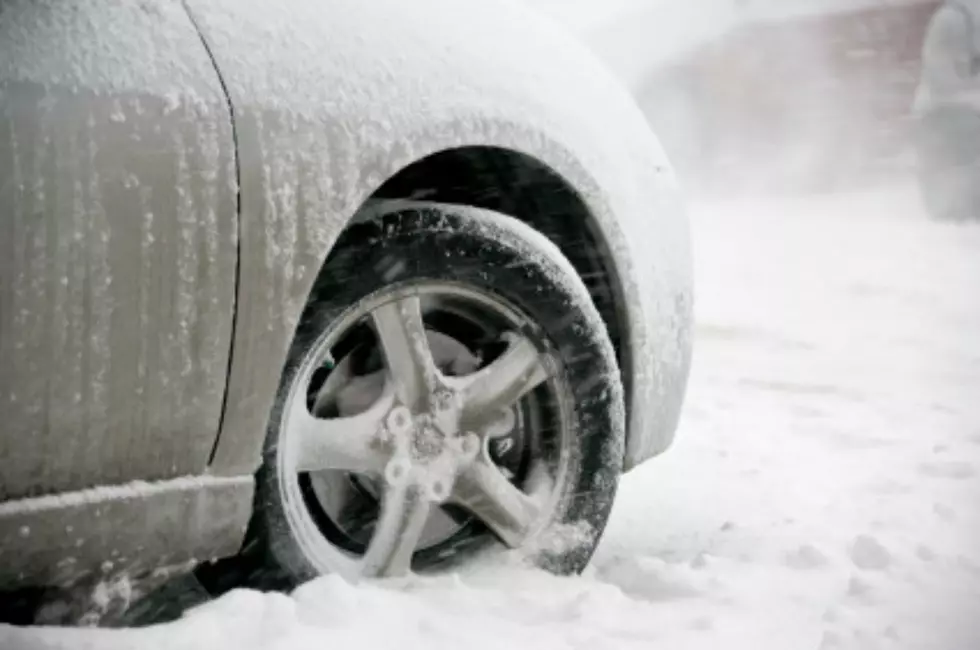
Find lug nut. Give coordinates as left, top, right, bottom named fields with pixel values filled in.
left=386, top=406, right=413, bottom=437
left=384, top=458, right=412, bottom=487
left=427, top=478, right=450, bottom=502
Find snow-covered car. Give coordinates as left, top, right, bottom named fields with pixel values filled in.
left=0, top=0, right=692, bottom=602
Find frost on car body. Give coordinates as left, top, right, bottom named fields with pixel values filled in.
left=0, top=0, right=240, bottom=586
left=0, top=0, right=691, bottom=594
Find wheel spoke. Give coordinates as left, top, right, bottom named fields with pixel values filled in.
left=451, top=455, right=539, bottom=548
left=290, top=384, right=392, bottom=474
left=455, top=334, right=549, bottom=429
left=361, top=480, right=431, bottom=577
left=371, top=296, right=440, bottom=410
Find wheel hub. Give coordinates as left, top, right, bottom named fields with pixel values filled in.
left=379, top=386, right=481, bottom=505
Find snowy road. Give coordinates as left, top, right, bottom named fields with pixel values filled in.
left=5, top=185, right=980, bottom=650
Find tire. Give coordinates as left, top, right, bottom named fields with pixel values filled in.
left=248, top=202, right=625, bottom=586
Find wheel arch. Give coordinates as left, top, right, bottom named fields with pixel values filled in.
left=206, top=128, right=645, bottom=479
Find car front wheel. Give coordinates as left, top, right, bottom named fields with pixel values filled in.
left=252, top=202, right=625, bottom=583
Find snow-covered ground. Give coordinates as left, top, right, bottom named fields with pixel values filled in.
left=4, top=184, right=980, bottom=650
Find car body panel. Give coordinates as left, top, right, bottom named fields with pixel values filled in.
left=0, top=0, right=238, bottom=499
left=185, top=0, right=692, bottom=476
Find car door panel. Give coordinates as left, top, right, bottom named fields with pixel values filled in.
left=0, top=0, right=237, bottom=499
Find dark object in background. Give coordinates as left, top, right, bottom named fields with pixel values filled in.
left=914, top=0, right=980, bottom=220
left=916, top=105, right=980, bottom=220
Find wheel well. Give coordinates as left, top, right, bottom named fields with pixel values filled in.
left=369, top=146, right=632, bottom=420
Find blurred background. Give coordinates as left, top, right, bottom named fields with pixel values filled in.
left=526, top=0, right=938, bottom=196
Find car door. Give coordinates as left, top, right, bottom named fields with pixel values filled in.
left=0, top=0, right=237, bottom=500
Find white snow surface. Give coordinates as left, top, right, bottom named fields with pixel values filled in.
left=5, top=184, right=980, bottom=649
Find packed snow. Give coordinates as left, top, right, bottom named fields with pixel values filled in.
left=4, top=183, right=978, bottom=650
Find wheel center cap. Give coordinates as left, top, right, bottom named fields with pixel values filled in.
left=411, top=419, right=445, bottom=460
left=383, top=385, right=472, bottom=476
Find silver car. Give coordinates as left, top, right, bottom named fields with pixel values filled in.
left=0, top=0, right=692, bottom=608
